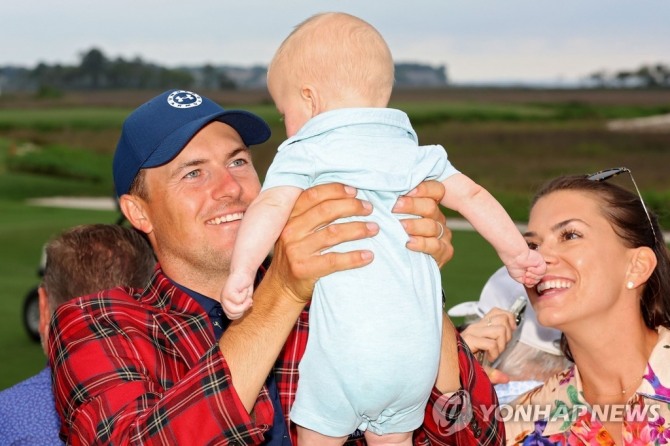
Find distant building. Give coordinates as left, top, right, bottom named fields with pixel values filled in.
left=0, top=66, right=34, bottom=93
left=219, top=65, right=268, bottom=90
left=212, top=62, right=449, bottom=90
left=394, top=63, right=448, bottom=88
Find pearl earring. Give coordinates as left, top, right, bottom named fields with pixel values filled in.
left=626, top=281, right=635, bottom=290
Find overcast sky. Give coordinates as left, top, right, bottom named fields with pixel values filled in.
left=3, top=0, right=668, bottom=84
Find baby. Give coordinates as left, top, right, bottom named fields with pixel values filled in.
left=222, top=12, right=545, bottom=446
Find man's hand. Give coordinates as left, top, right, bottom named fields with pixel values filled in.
left=394, top=180, right=453, bottom=268
left=265, top=183, right=378, bottom=303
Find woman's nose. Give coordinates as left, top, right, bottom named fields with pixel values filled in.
left=537, top=242, right=557, bottom=265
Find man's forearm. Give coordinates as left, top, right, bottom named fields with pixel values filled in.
left=436, top=314, right=462, bottom=393
left=424, top=314, right=504, bottom=444
left=219, top=267, right=305, bottom=412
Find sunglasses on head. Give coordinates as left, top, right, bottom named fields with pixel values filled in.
left=586, top=167, right=658, bottom=246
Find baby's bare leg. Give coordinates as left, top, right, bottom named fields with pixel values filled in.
left=364, top=430, right=413, bottom=446
left=297, top=425, right=348, bottom=446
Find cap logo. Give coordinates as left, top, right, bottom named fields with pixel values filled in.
left=167, top=90, right=203, bottom=109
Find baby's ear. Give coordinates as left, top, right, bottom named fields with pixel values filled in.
left=300, top=84, right=320, bottom=117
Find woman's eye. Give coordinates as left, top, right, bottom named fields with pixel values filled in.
left=184, top=170, right=200, bottom=179
left=560, top=229, right=581, bottom=241
left=527, top=241, right=539, bottom=251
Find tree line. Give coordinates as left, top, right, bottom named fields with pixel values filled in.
left=0, top=48, right=450, bottom=95
left=0, top=48, right=240, bottom=95
left=1, top=47, right=666, bottom=94
left=587, top=63, right=670, bottom=88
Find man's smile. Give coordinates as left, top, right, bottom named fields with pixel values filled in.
left=206, top=212, right=244, bottom=225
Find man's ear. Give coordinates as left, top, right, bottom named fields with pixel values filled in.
left=301, top=84, right=320, bottom=117
left=119, top=194, right=153, bottom=235
left=627, top=246, right=657, bottom=288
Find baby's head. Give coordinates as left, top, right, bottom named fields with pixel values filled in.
left=268, top=12, right=394, bottom=136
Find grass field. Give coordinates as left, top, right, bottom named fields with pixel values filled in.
left=0, top=200, right=118, bottom=389
left=1, top=87, right=669, bottom=390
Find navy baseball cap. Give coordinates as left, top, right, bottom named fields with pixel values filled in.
left=113, top=89, right=271, bottom=197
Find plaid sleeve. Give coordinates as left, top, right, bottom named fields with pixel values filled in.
left=417, top=333, right=504, bottom=445
left=50, top=290, right=274, bottom=445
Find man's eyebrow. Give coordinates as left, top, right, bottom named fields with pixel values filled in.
left=229, top=146, right=251, bottom=158
left=523, top=218, right=588, bottom=238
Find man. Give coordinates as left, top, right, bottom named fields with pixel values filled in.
left=50, top=90, right=502, bottom=444
left=0, top=224, right=155, bottom=444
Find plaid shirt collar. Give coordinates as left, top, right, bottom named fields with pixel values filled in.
left=170, top=279, right=230, bottom=339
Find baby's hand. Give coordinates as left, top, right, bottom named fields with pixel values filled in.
left=507, top=250, right=546, bottom=288
left=221, top=272, right=254, bottom=320
left=522, top=249, right=546, bottom=287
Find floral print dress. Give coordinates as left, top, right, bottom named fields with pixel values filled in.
left=505, top=327, right=670, bottom=445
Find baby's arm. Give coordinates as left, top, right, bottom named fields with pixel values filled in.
left=440, top=173, right=545, bottom=286
left=222, top=185, right=303, bottom=319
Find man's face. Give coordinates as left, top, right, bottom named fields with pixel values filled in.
left=135, top=121, right=261, bottom=288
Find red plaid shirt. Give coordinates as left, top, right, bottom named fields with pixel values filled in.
left=50, top=266, right=503, bottom=445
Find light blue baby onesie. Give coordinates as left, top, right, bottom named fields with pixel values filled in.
left=262, top=108, right=458, bottom=436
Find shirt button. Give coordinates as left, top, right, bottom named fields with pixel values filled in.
left=470, top=419, right=481, bottom=437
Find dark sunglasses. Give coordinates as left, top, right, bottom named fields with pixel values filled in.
left=586, top=167, right=658, bottom=245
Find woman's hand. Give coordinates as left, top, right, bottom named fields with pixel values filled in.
left=266, top=183, right=378, bottom=304
left=393, top=180, right=453, bottom=268
left=461, top=308, right=517, bottom=367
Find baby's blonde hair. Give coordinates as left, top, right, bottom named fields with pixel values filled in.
left=270, top=12, right=394, bottom=107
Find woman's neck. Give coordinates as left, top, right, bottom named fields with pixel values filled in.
left=568, top=321, right=657, bottom=404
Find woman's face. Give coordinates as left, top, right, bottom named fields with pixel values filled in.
left=524, top=189, right=636, bottom=331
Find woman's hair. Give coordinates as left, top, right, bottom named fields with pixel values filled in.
left=531, top=175, right=670, bottom=360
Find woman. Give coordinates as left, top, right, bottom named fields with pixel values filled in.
left=507, top=170, right=670, bottom=445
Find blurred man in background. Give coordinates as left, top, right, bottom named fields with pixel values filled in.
left=0, top=224, right=155, bottom=444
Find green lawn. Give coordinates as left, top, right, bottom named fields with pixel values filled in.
left=0, top=200, right=118, bottom=389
